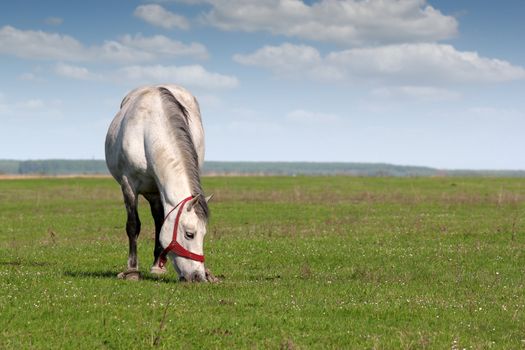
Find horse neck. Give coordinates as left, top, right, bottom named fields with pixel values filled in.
left=157, top=165, right=195, bottom=214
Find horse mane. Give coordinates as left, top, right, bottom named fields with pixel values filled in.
left=157, top=87, right=209, bottom=220
left=120, top=95, right=130, bottom=109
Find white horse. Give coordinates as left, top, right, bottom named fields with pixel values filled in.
left=105, top=84, right=213, bottom=282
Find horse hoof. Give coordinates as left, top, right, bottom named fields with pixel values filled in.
left=117, top=269, right=140, bottom=280
left=150, top=265, right=167, bottom=275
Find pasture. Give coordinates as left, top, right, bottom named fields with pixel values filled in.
left=1, top=176, right=524, bottom=349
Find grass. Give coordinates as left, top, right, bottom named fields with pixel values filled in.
left=1, top=176, right=525, bottom=349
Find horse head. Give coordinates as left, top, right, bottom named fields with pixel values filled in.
left=160, top=194, right=213, bottom=282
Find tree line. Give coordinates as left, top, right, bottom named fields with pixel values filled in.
left=0, top=159, right=524, bottom=177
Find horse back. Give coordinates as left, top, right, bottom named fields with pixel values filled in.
left=105, top=85, right=204, bottom=192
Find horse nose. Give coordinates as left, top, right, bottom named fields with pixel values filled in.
left=192, top=271, right=206, bottom=282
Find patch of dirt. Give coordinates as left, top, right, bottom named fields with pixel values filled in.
left=208, top=328, right=232, bottom=337
left=280, top=338, right=297, bottom=350
left=205, top=268, right=222, bottom=283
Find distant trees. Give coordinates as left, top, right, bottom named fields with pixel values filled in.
left=202, top=161, right=438, bottom=176
left=0, top=160, right=109, bottom=175
left=0, top=159, right=523, bottom=177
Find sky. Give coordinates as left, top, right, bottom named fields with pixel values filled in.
left=0, top=0, right=524, bottom=169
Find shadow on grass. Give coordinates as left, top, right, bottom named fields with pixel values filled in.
left=63, top=269, right=180, bottom=283
left=0, top=260, right=53, bottom=267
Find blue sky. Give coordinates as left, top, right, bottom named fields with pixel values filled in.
left=1, top=0, right=524, bottom=169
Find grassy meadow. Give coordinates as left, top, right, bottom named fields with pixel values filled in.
left=1, top=176, right=525, bottom=349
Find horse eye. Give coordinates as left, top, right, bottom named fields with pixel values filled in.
left=185, top=231, right=195, bottom=240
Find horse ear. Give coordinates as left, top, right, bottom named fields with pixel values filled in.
left=187, top=194, right=201, bottom=211
left=205, top=194, right=214, bottom=203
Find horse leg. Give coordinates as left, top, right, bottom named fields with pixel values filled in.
left=144, top=193, right=167, bottom=275
left=117, top=177, right=141, bottom=280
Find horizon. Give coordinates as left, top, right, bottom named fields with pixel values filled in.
left=2, top=158, right=525, bottom=172
left=1, top=1, right=524, bottom=169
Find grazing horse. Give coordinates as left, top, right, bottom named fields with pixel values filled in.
left=105, top=84, right=212, bottom=282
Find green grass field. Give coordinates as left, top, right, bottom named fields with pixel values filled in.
left=1, top=176, right=524, bottom=349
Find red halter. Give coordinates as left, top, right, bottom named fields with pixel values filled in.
left=158, top=196, right=205, bottom=268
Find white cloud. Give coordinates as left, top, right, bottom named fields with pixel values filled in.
left=0, top=27, right=232, bottom=89
left=198, top=0, right=457, bottom=45
left=286, top=109, right=342, bottom=124
left=467, top=106, right=524, bottom=121
left=233, top=43, right=343, bottom=82
left=0, top=94, right=63, bottom=119
left=118, top=64, right=239, bottom=89
left=371, top=86, right=461, bottom=101
left=198, top=94, right=223, bottom=109
left=18, top=99, right=45, bottom=109
left=120, top=33, right=208, bottom=60
left=95, top=40, right=156, bottom=63
left=234, top=43, right=321, bottom=73
left=134, top=4, right=189, bottom=30
left=45, top=17, right=63, bottom=26
left=0, top=26, right=206, bottom=63
left=234, top=42, right=525, bottom=84
left=55, top=63, right=100, bottom=80
left=18, top=72, right=37, bottom=81
left=0, top=25, right=87, bottom=61
left=326, top=43, right=525, bottom=84
left=225, top=108, right=283, bottom=133
left=50, top=60, right=238, bottom=88
left=0, top=93, right=7, bottom=114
